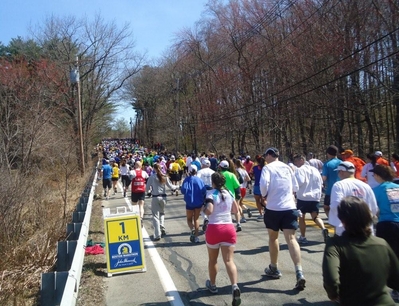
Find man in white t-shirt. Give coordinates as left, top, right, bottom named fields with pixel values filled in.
left=197, top=159, right=215, bottom=232
left=260, top=147, right=306, bottom=291
left=330, top=161, right=378, bottom=236
left=293, top=154, right=329, bottom=244
left=197, top=159, right=214, bottom=188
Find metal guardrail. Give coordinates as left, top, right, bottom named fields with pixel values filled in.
left=40, top=167, right=97, bottom=306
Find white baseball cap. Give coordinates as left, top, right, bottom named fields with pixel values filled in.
left=334, top=161, right=355, bottom=173
left=219, top=160, right=229, bottom=169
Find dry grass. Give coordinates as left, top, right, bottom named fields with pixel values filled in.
left=76, top=183, right=107, bottom=306
left=0, top=161, right=95, bottom=305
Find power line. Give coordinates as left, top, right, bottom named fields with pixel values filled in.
left=182, top=5, right=399, bottom=125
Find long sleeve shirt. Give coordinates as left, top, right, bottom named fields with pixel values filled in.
left=323, top=233, right=399, bottom=305
left=145, top=174, right=176, bottom=195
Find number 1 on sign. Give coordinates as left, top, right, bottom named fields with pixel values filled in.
left=119, top=222, right=125, bottom=234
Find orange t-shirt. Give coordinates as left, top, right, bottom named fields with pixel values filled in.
left=376, top=156, right=389, bottom=166
left=346, top=156, right=366, bottom=181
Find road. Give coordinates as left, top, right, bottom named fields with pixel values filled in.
left=99, top=185, right=348, bottom=306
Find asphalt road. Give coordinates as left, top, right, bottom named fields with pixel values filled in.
left=98, top=183, right=355, bottom=306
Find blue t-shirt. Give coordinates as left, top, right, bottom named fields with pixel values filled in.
left=322, top=157, right=341, bottom=195
left=372, top=181, right=399, bottom=223
left=181, top=176, right=206, bottom=209
left=209, top=157, right=218, bottom=171
left=253, top=165, right=263, bottom=186
left=102, top=164, right=113, bottom=179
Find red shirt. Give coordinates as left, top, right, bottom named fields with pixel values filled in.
left=244, top=160, right=254, bottom=174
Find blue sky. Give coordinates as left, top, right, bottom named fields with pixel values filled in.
left=0, top=0, right=212, bottom=124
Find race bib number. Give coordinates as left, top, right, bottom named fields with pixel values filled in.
left=386, top=188, right=399, bottom=213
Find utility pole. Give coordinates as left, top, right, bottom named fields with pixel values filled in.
left=70, top=56, right=85, bottom=176
left=176, top=77, right=180, bottom=153
left=130, top=117, right=133, bottom=140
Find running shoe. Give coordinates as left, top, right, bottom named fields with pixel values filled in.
left=247, top=208, right=252, bottom=218
left=161, top=228, right=166, bottom=237
left=236, top=224, right=242, bottom=232
left=257, top=215, right=263, bottom=221
left=190, top=230, right=195, bottom=243
left=194, top=236, right=200, bottom=243
left=232, top=285, right=241, bottom=306
left=240, top=217, right=247, bottom=223
left=295, top=272, right=306, bottom=291
left=298, top=236, right=308, bottom=244
left=391, top=290, right=399, bottom=301
left=205, top=279, right=218, bottom=294
left=264, top=264, right=282, bottom=279
left=322, top=228, right=329, bottom=243
left=202, top=219, right=209, bottom=232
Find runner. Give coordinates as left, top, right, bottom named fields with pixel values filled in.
left=181, top=165, right=207, bottom=243
left=197, top=158, right=215, bottom=232
left=168, top=155, right=181, bottom=196
left=322, top=145, right=341, bottom=217
left=203, top=172, right=242, bottom=306
left=253, top=155, right=266, bottom=220
left=120, top=158, right=131, bottom=198
left=260, top=147, right=306, bottom=291
left=293, top=154, right=329, bottom=243
left=218, top=160, right=242, bottom=232
left=111, top=163, right=119, bottom=195
left=243, top=156, right=254, bottom=194
left=145, top=163, right=178, bottom=241
left=130, top=161, right=149, bottom=224
left=234, top=159, right=252, bottom=222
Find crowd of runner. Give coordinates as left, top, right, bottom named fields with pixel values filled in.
left=97, top=139, right=399, bottom=306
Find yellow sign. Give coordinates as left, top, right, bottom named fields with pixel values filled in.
left=104, top=214, right=146, bottom=275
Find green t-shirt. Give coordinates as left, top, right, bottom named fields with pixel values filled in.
left=221, top=170, right=240, bottom=199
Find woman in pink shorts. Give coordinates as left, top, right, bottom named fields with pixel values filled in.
left=203, top=172, right=241, bottom=306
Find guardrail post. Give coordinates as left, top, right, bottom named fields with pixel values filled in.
left=57, top=241, right=78, bottom=272
left=72, top=211, right=86, bottom=223
left=67, top=223, right=82, bottom=241
left=40, top=271, right=69, bottom=305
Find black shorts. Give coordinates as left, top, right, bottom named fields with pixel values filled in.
left=102, top=179, right=112, bottom=189
left=324, top=195, right=331, bottom=206
left=131, top=192, right=145, bottom=202
left=376, top=221, right=399, bottom=259
left=170, top=172, right=180, bottom=182
left=121, top=175, right=131, bottom=188
left=297, top=199, right=319, bottom=214
left=264, top=208, right=298, bottom=231
left=111, top=177, right=119, bottom=182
